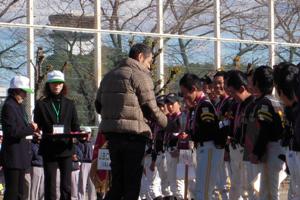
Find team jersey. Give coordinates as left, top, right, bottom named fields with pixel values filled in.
left=250, top=95, right=284, bottom=160
left=192, top=95, right=220, bottom=147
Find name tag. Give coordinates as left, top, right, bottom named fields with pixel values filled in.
left=53, top=125, right=64, bottom=134
left=97, top=148, right=111, bottom=170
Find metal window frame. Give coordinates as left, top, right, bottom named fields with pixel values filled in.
left=0, top=0, right=298, bottom=117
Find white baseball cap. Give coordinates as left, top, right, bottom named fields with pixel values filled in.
left=81, top=127, right=92, bottom=133
left=47, top=70, right=65, bottom=83
left=10, top=75, right=33, bottom=93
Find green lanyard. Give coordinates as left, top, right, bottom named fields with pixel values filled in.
left=51, top=102, right=61, bottom=123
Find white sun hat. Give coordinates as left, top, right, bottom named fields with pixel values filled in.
left=10, top=75, right=33, bottom=93
left=47, top=70, right=65, bottom=83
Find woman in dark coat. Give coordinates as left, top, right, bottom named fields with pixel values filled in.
left=34, top=70, right=80, bottom=200
left=1, top=75, right=39, bottom=200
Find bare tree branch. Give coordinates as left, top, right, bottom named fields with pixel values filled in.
left=0, top=61, right=26, bottom=71
left=0, top=0, right=19, bottom=18
left=0, top=40, right=22, bottom=56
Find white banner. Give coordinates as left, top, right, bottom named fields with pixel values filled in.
left=97, top=148, right=111, bottom=170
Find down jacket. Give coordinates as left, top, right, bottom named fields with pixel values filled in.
left=95, top=58, right=168, bottom=137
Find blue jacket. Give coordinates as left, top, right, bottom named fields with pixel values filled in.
left=78, top=140, right=93, bottom=163
left=31, top=142, right=43, bottom=167
left=72, top=144, right=83, bottom=171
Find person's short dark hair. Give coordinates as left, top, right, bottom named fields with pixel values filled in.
left=129, top=43, right=152, bottom=60
left=200, top=75, right=213, bottom=85
left=43, top=82, right=68, bottom=97
left=214, top=71, right=227, bottom=80
left=253, top=66, right=274, bottom=95
left=226, top=70, right=248, bottom=91
left=225, top=70, right=236, bottom=80
left=7, top=88, right=23, bottom=97
left=273, top=62, right=299, bottom=100
left=179, top=73, right=202, bottom=91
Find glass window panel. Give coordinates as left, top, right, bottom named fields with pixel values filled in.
left=275, top=0, right=300, bottom=43
left=35, top=29, right=97, bottom=125
left=221, top=0, right=269, bottom=41
left=0, top=28, right=27, bottom=84
left=101, top=0, right=156, bottom=32
left=164, top=0, right=214, bottom=37
left=221, top=42, right=269, bottom=71
left=0, top=0, right=27, bottom=23
left=35, top=0, right=95, bottom=28
left=275, top=45, right=300, bottom=64
left=164, top=38, right=214, bottom=93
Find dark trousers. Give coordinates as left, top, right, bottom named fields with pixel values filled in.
left=104, top=134, right=146, bottom=200
left=3, top=168, right=26, bottom=200
left=43, top=156, right=72, bottom=200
